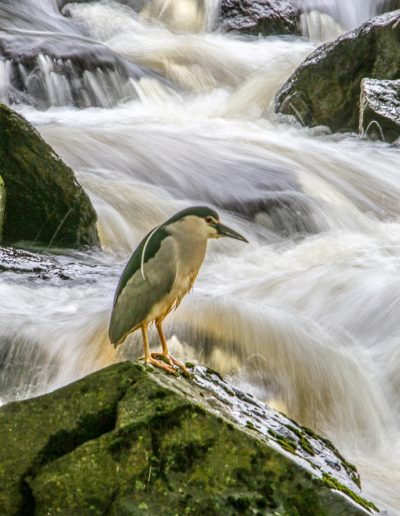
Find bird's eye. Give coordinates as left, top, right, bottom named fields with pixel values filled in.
left=205, top=216, right=213, bottom=224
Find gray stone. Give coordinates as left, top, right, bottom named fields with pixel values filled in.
left=220, top=0, right=299, bottom=35
left=360, top=78, right=400, bottom=143
left=276, top=11, right=400, bottom=133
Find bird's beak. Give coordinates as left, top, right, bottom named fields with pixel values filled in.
left=216, top=222, right=248, bottom=243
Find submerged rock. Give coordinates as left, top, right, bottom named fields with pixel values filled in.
left=0, top=104, right=99, bottom=248
left=0, top=29, right=166, bottom=109
left=220, top=0, right=299, bottom=35
left=360, top=78, right=400, bottom=143
left=276, top=11, right=400, bottom=133
left=0, top=361, right=378, bottom=515
left=222, top=192, right=319, bottom=236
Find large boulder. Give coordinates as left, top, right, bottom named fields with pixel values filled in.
left=220, top=0, right=299, bottom=35
left=0, top=361, right=378, bottom=515
left=0, top=104, right=99, bottom=248
left=275, top=10, right=400, bottom=133
left=360, top=78, right=400, bottom=143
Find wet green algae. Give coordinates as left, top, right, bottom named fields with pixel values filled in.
left=0, top=362, right=377, bottom=515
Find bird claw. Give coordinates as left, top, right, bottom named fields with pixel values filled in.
left=150, top=352, right=191, bottom=377
left=145, top=355, right=178, bottom=376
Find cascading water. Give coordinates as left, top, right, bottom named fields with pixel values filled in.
left=296, top=0, right=399, bottom=40
left=1, top=0, right=400, bottom=513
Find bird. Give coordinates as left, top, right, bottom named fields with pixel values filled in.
left=109, top=206, right=248, bottom=375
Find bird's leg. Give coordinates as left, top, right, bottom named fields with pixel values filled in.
left=141, top=324, right=176, bottom=375
left=151, top=322, right=191, bottom=377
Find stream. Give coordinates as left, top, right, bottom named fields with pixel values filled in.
left=0, top=0, right=399, bottom=513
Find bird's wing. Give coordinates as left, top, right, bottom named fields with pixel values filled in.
left=109, top=226, right=178, bottom=346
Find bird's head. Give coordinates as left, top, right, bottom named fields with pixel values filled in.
left=166, top=206, right=248, bottom=242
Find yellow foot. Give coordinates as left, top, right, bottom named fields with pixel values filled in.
left=145, top=355, right=177, bottom=376
left=151, top=353, right=191, bottom=377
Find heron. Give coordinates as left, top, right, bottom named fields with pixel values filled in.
left=109, top=206, right=248, bottom=375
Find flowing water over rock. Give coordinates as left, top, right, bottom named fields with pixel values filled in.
left=1, top=0, right=400, bottom=513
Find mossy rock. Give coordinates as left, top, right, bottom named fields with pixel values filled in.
left=0, top=362, right=378, bottom=515
left=0, top=104, right=99, bottom=248
left=0, top=175, right=5, bottom=242
left=276, top=10, right=400, bottom=133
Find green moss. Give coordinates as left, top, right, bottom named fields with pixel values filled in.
left=205, top=367, right=224, bottom=381
left=321, top=474, right=378, bottom=513
left=0, top=362, right=375, bottom=516
left=268, top=429, right=297, bottom=454
left=302, top=426, right=360, bottom=486
left=286, top=425, right=315, bottom=456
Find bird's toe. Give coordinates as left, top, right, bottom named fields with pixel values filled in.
left=168, top=355, right=192, bottom=377
left=149, top=352, right=191, bottom=377
left=146, top=355, right=178, bottom=376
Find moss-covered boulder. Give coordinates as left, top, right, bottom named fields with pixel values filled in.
left=0, top=176, right=5, bottom=242
left=360, top=78, right=400, bottom=143
left=275, top=10, right=400, bottom=133
left=220, top=0, right=299, bottom=35
left=0, top=104, right=99, bottom=248
left=0, top=361, right=378, bottom=515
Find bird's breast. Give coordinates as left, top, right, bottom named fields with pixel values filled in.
left=145, top=232, right=207, bottom=323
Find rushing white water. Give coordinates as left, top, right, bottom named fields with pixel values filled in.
left=1, top=0, right=400, bottom=513
left=296, top=0, right=397, bottom=40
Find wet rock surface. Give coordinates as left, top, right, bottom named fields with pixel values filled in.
left=0, top=361, right=378, bottom=515
left=276, top=11, right=400, bottom=133
left=0, top=176, right=4, bottom=242
left=360, top=78, right=400, bottom=143
left=0, top=246, right=109, bottom=284
left=220, top=0, right=299, bottom=35
left=0, top=104, right=99, bottom=248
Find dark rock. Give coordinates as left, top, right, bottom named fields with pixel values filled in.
left=360, top=78, right=400, bottom=143
left=0, top=176, right=4, bottom=242
left=276, top=11, right=400, bottom=133
left=222, top=192, right=319, bottom=235
left=0, top=104, right=99, bottom=248
left=0, top=361, right=378, bottom=515
left=220, top=0, right=299, bottom=35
